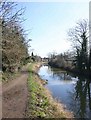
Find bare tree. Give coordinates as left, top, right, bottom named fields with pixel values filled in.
left=68, top=19, right=89, bottom=71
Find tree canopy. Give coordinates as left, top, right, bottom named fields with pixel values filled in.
left=1, top=0, right=31, bottom=72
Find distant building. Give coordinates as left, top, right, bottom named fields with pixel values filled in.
left=42, top=57, right=49, bottom=62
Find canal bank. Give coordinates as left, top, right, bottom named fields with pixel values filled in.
left=38, top=65, right=91, bottom=119
left=26, top=62, right=74, bottom=118
left=48, top=61, right=91, bottom=79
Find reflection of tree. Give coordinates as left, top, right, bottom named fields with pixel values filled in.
left=87, top=79, right=91, bottom=110
left=49, top=67, right=72, bottom=81
left=69, top=77, right=91, bottom=118
left=48, top=66, right=91, bottom=118
left=75, top=77, right=87, bottom=117
left=50, top=67, right=65, bottom=79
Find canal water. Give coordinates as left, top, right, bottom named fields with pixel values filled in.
left=38, top=65, right=91, bottom=118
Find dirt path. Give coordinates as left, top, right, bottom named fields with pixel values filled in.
left=2, top=63, right=31, bottom=118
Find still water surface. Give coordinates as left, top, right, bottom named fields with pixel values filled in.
left=38, top=65, right=91, bottom=118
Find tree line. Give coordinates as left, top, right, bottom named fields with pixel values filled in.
left=48, top=19, right=91, bottom=77
left=1, top=0, right=31, bottom=73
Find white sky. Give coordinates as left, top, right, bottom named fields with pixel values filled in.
left=16, top=1, right=89, bottom=57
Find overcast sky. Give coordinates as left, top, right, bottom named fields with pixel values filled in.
left=16, top=1, right=89, bottom=57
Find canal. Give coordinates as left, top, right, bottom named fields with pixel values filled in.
left=38, top=65, right=91, bottom=118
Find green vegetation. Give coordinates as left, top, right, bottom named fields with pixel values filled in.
left=1, top=1, right=30, bottom=72
left=1, top=1, right=31, bottom=81
left=48, top=19, right=91, bottom=77
left=2, top=70, right=20, bottom=82
left=27, top=63, right=72, bottom=118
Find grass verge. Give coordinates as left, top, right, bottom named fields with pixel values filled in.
left=26, top=62, right=74, bottom=118
left=2, top=72, right=20, bottom=82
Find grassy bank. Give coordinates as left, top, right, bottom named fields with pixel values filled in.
left=2, top=71, right=20, bottom=82
left=2, top=63, right=30, bottom=82
left=26, top=62, right=74, bottom=118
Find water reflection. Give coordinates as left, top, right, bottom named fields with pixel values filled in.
left=38, top=65, right=91, bottom=118
left=69, top=77, right=91, bottom=118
